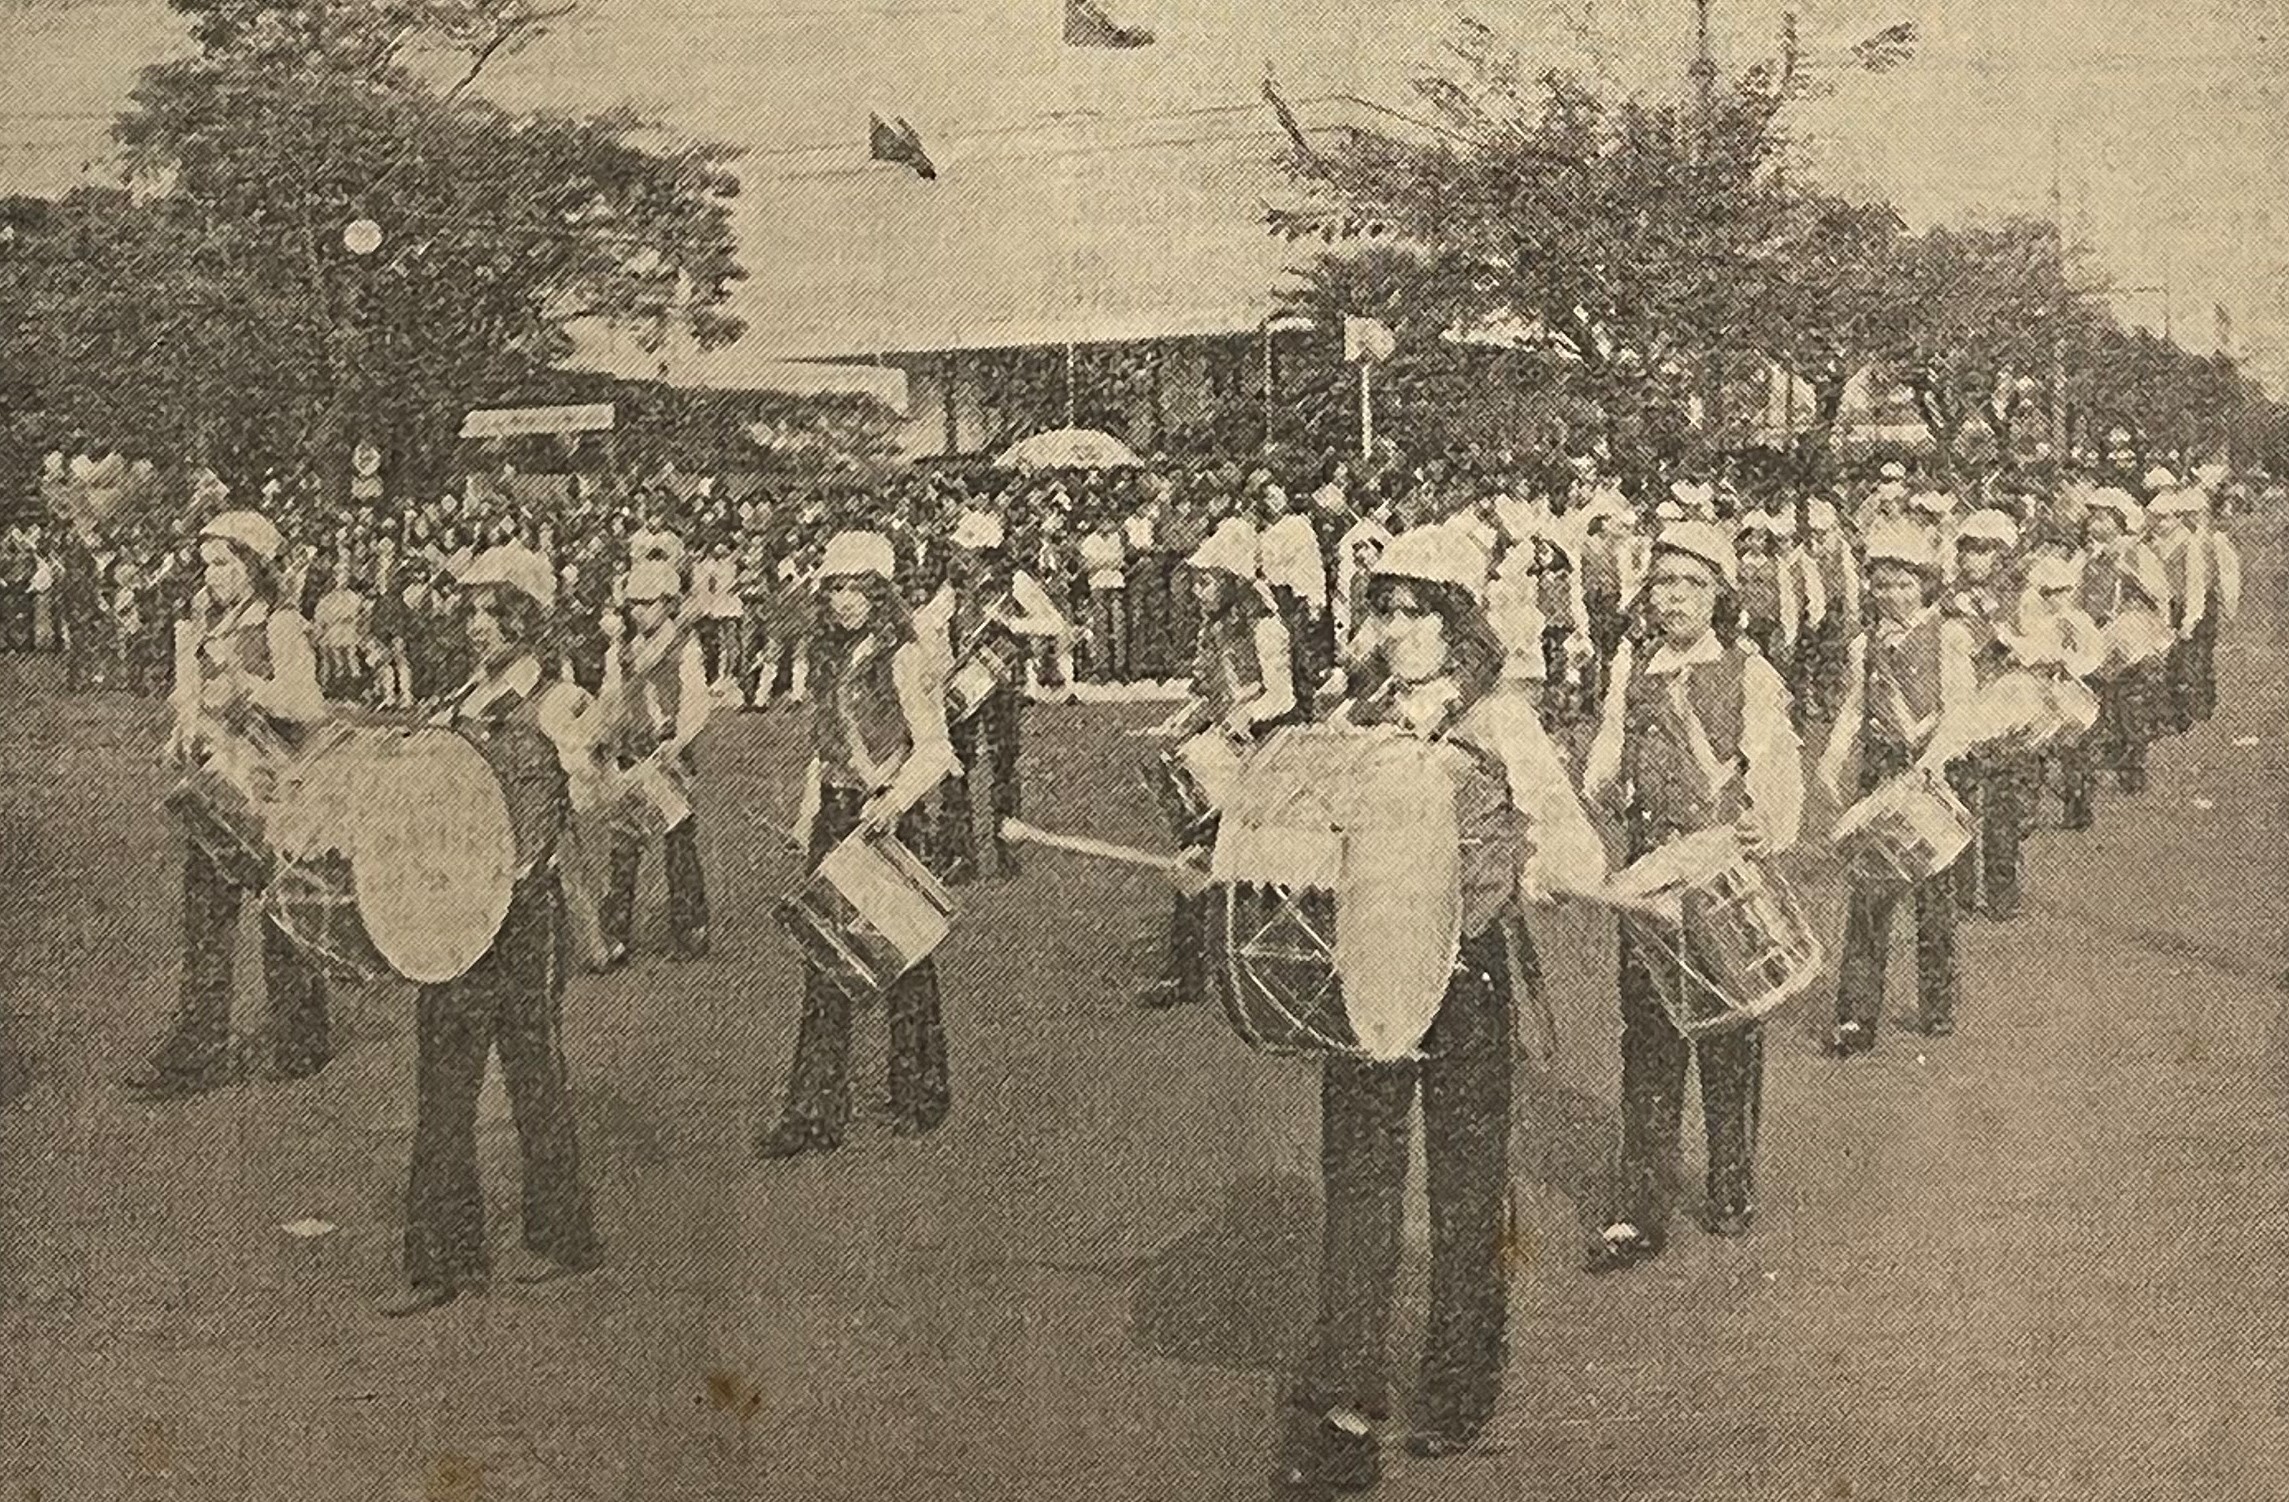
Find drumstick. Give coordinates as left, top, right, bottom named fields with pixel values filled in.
left=999, top=819, right=1206, bottom=890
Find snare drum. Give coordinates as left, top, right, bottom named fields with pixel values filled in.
left=1603, top=828, right=1822, bottom=1040
left=775, top=831, right=955, bottom=993
left=1831, top=771, right=1974, bottom=889
left=946, top=643, right=1017, bottom=724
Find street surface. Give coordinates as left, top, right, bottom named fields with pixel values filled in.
left=4, top=533, right=2287, bottom=1501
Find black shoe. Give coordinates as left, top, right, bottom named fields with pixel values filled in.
left=1583, top=1222, right=1665, bottom=1275
left=1273, top=1411, right=1382, bottom=1496
left=1826, top=1021, right=1877, bottom=1057
left=264, top=1049, right=333, bottom=1083
left=1138, top=977, right=1190, bottom=1010
left=378, top=1282, right=470, bottom=1318
left=1696, top=1205, right=1756, bottom=1238
left=599, top=942, right=632, bottom=972
left=124, top=1051, right=240, bottom=1100
left=755, top=1120, right=841, bottom=1161
left=669, top=929, right=710, bottom=963
left=1402, top=1427, right=1497, bottom=1461
left=515, top=1253, right=603, bottom=1286
left=891, top=1109, right=949, bottom=1140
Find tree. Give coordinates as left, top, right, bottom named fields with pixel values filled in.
left=1874, top=218, right=2075, bottom=473
left=5, top=0, right=746, bottom=499
left=1266, top=13, right=1803, bottom=466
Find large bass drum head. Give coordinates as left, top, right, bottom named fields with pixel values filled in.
left=352, top=729, right=517, bottom=984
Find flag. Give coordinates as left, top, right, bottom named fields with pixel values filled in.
left=868, top=114, right=937, bottom=180
left=1343, top=316, right=1396, bottom=365
left=1065, top=0, right=1153, bottom=48
left=1851, top=21, right=1918, bottom=71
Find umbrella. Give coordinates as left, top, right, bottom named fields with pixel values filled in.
left=995, top=428, right=1143, bottom=473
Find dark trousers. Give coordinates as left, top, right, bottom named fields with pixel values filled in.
left=695, top=618, right=724, bottom=683
left=1613, top=914, right=1763, bottom=1230
left=157, top=841, right=330, bottom=1076
left=405, top=871, right=600, bottom=1291
left=0, top=589, right=33, bottom=651
left=1297, top=924, right=1516, bottom=1440
left=2063, top=669, right=2147, bottom=814
left=603, top=813, right=710, bottom=953
left=1127, top=554, right=1177, bottom=680
left=1954, top=756, right=2022, bottom=920
left=2188, top=608, right=2220, bottom=722
left=936, top=688, right=1021, bottom=877
left=774, top=789, right=950, bottom=1134
left=1836, top=867, right=1959, bottom=1033
left=1801, top=618, right=1851, bottom=723
left=1087, top=587, right=1129, bottom=682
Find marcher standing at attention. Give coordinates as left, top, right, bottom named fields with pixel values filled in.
left=757, top=531, right=958, bottom=1161
left=1140, top=516, right=1298, bottom=1010
left=388, top=543, right=603, bottom=1316
left=1820, top=520, right=1979, bottom=1054
left=597, top=559, right=713, bottom=966
left=1580, top=520, right=1804, bottom=1272
left=1945, top=508, right=2030, bottom=920
left=918, top=507, right=1067, bottom=884
left=130, top=509, right=333, bottom=1098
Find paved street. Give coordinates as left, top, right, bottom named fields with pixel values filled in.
left=4, top=533, right=2287, bottom=1502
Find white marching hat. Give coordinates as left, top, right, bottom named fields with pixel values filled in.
left=625, top=559, right=685, bottom=602
left=461, top=543, right=557, bottom=611
left=1956, top=509, right=2021, bottom=549
left=1653, top=520, right=1738, bottom=589
left=819, top=530, right=897, bottom=582
left=199, top=509, right=284, bottom=564
left=1806, top=497, right=1842, bottom=531
left=1864, top=518, right=1941, bottom=572
left=1371, top=521, right=1492, bottom=601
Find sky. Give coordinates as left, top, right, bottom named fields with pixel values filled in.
left=3, top=0, right=2285, bottom=386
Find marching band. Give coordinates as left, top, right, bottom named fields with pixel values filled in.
left=128, top=458, right=2252, bottom=1494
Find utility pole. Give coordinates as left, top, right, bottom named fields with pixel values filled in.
left=2049, top=123, right=2068, bottom=457
left=1692, top=0, right=1724, bottom=443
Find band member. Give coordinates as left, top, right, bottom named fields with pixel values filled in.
left=1275, top=521, right=1606, bottom=1493
left=1820, top=522, right=1979, bottom=1053
left=2194, top=486, right=2241, bottom=722
left=1140, top=516, right=1297, bottom=1009
left=1580, top=520, right=1805, bottom=1272
left=1946, top=508, right=2028, bottom=920
left=598, top=560, right=712, bottom=965
left=130, top=510, right=332, bottom=1099
left=1798, top=497, right=1861, bottom=722
left=919, top=508, right=1067, bottom=884
left=758, top=531, right=958, bottom=1161
left=1734, top=511, right=1800, bottom=666
left=2066, top=489, right=2169, bottom=816
left=1573, top=486, right=1642, bottom=706
left=2145, top=486, right=2210, bottom=736
left=1260, top=483, right=1334, bottom=693
left=388, top=544, right=603, bottom=1315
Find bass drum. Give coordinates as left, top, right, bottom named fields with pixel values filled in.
left=265, top=726, right=517, bottom=985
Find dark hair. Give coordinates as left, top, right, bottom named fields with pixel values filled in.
left=1348, top=575, right=1506, bottom=711
left=204, top=536, right=280, bottom=606
left=806, top=573, right=915, bottom=689
left=463, top=584, right=552, bottom=651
